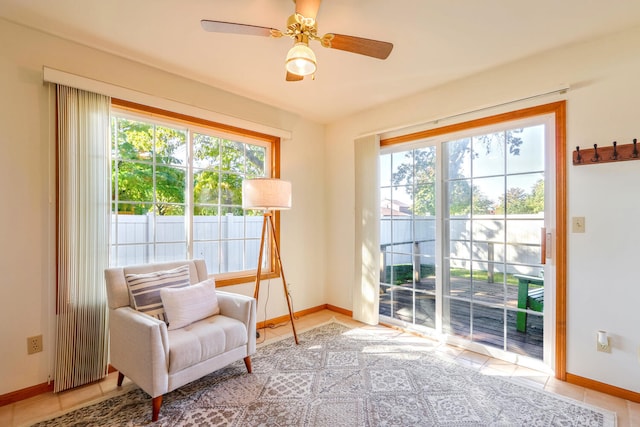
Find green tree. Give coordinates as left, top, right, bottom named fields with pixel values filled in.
left=526, top=179, right=544, bottom=214
left=494, top=179, right=544, bottom=215
left=112, top=117, right=267, bottom=216
left=192, top=135, right=265, bottom=216
left=112, top=118, right=186, bottom=215
left=391, top=130, right=524, bottom=216
left=393, top=148, right=437, bottom=215
left=497, top=187, right=528, bottom=214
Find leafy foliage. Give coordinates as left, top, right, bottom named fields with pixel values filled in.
left=390, top=129, right=542, bottom=216
left=111, top=116, right=266, bottom=216
left=495, top=179, right=544, bottom=214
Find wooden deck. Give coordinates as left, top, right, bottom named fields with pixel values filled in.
left=379, top=278, right=544, bottom=360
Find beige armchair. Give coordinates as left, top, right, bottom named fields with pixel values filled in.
left=105, top=259, right=256, bottom=421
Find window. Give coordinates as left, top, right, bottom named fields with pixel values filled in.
left=110, top=99, right=281, bottom=286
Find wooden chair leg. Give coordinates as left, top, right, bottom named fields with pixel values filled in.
left=117, top=372, right=124, bottom=387
left=243, top=356, right=252, bottom=373
left=151, top=395, right=163, bottom=422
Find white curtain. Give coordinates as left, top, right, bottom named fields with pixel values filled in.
left=54, top=85, right=111, bottom=392
left=353, top=135, right=380, bottom=325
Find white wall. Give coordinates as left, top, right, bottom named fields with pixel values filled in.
left=3, top=13, right=640, bottom=399
left=0, top=18, right=326, bottom=395
left=326, top=26, right=640, bottom=393
left=225, top=116, right=327, bottom=321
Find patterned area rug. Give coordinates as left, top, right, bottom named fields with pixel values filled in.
left=33, top=321, right=615, bottom=426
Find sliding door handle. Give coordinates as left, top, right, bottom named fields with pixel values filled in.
left=541, top=227, right=552, bottom=264
left=541, top=227, right=546, bottom=265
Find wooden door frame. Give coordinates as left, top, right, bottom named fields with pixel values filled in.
left=381, top=101, right=567, bottom=378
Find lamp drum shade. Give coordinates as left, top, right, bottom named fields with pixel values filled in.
left=242, top=178, right=292, bottom=210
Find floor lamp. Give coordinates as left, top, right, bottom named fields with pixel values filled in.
left=242, top=178, right=299, bottom=345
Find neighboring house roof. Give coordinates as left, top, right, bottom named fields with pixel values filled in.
left=381, top=207, right=410, bottom=217
left=381, top=198, right=412, bottom=216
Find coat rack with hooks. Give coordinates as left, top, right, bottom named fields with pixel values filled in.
left=573, top=139, right=640, bottom=165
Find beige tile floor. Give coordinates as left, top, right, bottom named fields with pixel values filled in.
left=1, top=309, right=638, bottom=426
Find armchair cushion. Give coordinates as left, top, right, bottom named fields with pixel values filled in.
left=167, top=315, right=248, bottom=374
left=125, top=264, right=191, bottom=323
left=160, top=278, right=220, bottom=330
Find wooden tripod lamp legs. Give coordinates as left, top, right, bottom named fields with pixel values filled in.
left=253, top=212, right=298, bottom=344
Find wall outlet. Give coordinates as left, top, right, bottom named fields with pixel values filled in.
left=572, top=216, right=586, bottom=233
left=27, top=335, right=43, bottom=354
left=596, top=336, right=610, bottom=353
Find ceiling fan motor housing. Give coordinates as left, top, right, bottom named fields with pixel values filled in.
left=286, top=13, right=318, bottom=43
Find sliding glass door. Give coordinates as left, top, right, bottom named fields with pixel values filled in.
left=442, top=125, right=546, bottom=359
left=379, top=111, right=555, bottom=365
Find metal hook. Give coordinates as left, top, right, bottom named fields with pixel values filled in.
left=611, top=141, right=618, bottom=160
left=633, top=138, right=638, bottom=158
left=591, top=144, right=600, bottom=162
left=575, top=146, right=582, bottom=163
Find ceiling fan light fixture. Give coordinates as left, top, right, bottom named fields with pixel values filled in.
left=285, top=42, right=317, bottom=76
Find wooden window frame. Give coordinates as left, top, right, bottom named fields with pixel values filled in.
left=111, top=98, right=283, bottom=287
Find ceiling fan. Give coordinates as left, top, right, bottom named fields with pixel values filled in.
left=201, top=0, right=393, bottom=81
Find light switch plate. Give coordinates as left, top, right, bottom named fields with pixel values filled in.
left=572, top=217, right=585, bottom=233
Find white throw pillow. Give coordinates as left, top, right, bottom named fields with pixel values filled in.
left=160, top=278, right=220, bottom=330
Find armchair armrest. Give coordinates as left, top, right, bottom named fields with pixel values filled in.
left=109, top=307, right=170, bottom=397
left=216, top=291, right=256, bottom=355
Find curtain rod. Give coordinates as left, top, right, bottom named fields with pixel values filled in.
left=362, top=85, right=570, bottom=140
left=431, top=86, right=569, bottom=125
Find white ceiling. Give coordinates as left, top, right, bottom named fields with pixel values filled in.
left=3, top=0, right=640, bottom=124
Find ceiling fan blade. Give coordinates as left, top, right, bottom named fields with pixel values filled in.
left=286, top=72, right=304, bottom=82
left=323, top=34, right=393, bottom=60
left=295, top=0, right=322, bottom=20
left=201, top=20, right=276, bottom=37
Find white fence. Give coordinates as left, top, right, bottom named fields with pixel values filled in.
left=381, top=214, right=545, bottom=279
left=113, top=213, right=544, bottom=277
left=111, top=214, right=264, bottom=273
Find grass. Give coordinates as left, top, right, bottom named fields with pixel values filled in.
left=385, top=264, right=522, bottom=286
left=383, top=264, right=435, bottom=285
left=449, top=268, right=519, bottom=285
